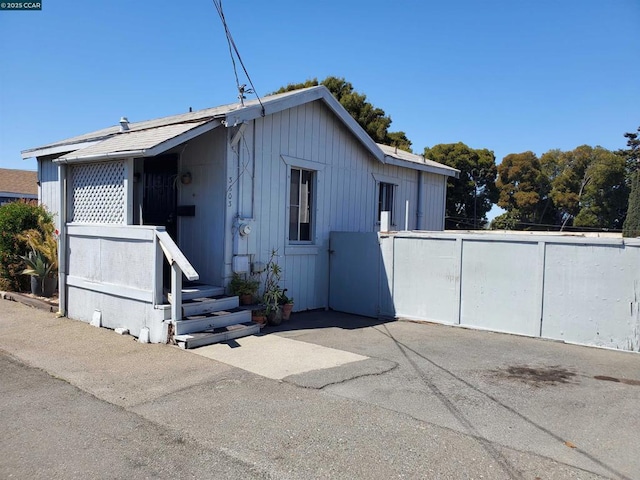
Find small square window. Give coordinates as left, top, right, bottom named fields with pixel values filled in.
left=378, top=182, right=395, bottom=225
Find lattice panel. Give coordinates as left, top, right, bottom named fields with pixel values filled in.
left=71, top=161, right=125, bottom=223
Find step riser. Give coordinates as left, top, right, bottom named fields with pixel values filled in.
left=176, top=323, right=260, bottom=349
left=182, top=296, right=239, bottom=317
left=168, top=285, right=225, bottom=303
left=175, top=309, right=252, bottom=335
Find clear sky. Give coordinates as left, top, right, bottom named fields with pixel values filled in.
left=1, top=0, right=638, bottom=174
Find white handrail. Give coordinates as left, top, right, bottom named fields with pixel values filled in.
left=155, top=230, right=199, bottom=281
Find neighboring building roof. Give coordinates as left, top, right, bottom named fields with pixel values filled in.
left=378, top=144, right=459, bottom=178
left=0, top=168, right=38, bottom=197
left=22, top=86, right=459, bottom=178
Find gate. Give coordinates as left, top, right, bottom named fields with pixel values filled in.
left=329, top=232, right=382, bottom=317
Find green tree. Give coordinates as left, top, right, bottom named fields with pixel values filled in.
left=571, top=146, right=628, bottom=229
left=622, top=127, right=640, bottom=237
left=542, top=146, right=627, bottom=230
left=424, top=142, right=498, bottom=229
left=273, top=76, right=412, bottom=151
left=496, top=151, right=554, bottom=227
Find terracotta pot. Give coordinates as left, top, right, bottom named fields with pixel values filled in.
left=239, top=294, right=254, bottom=305
left=281, top=303, right=294, bottom=320
left=252, top=313, right=267, bottom=326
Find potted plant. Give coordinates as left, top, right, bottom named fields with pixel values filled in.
left=262, top=249, right=284, bottom=325
left=279, top=289, right=294, bottom=321
left=228, top=272, right=259, bottom=305
left=20, top=248, right=56, bottom=297
left=251, top=308, right=268, bottom=327
left=18, top=218, right=58, bottom=297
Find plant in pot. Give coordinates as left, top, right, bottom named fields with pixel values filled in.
left=18, top=218, right=58, bottom=297
left=251, top=307, right=268, bottom=327
left=228, top=272, right=259, bottom=305
left=262, top=249, right=284, bottom=326
left=279, top=289, right=294, bottom=321
left=20, top=248, right=56, bottom=297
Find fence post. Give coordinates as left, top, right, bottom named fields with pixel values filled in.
left=536, top=241, right=546, bottom=337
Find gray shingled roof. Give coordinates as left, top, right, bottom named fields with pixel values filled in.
left=21, top=89, right=309, bottom=156
left=22, top=86, right=459, bottom=178
left=378, top=144, right=459, bottom=177
left=57, top=121, right=211, bottom=162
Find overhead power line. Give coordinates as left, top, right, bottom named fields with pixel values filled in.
left=212, top=0, right=265, bottom=116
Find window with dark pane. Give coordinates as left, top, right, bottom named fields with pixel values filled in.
left=378, top=182, right=395, bottom=224
left=289, top=167, right=313, bottom=242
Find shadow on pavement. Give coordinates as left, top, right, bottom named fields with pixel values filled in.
left=259, top=309, right=393, bottom=335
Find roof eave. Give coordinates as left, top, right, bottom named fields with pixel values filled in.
left=384, top=156, right=460, bottom=178
left=54, top=120, right=221, bottom=164
left=21, top=140, right=104, bottom=160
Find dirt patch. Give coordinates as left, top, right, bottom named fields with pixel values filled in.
left=492, top=365, right=577, bottom=387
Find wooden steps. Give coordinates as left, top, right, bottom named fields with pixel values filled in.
left=175, top=308, right=251, bottom=335
left=167, top=283, right=224, bottom=302
left=181, top=296, right=239, bottom=317
left=174, top=323, right=260, bottom=349
left=169, top=284, right=259, bottom=349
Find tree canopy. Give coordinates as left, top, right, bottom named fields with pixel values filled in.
left=423, top=142, right=498, bottom=229
left=496, top=151, right=554, bottom=227
left=622, top=126, right=640, bottom=237
left=273, top=76, right=412, bottom=152
left=493, top=146, right=628, bottom=231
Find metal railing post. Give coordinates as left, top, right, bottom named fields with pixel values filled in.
left=171, top=263, right=182, bottom=321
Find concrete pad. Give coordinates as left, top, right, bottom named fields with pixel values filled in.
left=191, top=334, right=368, bottom=379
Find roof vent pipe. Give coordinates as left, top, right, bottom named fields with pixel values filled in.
left=119, top=117, right=129, bottom=133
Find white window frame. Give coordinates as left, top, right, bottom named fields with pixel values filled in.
left=373, top=173, right=399, bottom=226
left=282, top=155, right=324, bottom=249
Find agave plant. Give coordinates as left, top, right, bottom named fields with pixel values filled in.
left=17, top=214, right=58, bottom=277
left=20, top=248, right=54, bottom=278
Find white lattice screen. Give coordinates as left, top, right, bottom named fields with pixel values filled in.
left=71, top=161, right=126, bottom=223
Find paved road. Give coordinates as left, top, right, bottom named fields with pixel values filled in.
left=0, top=351, right=267, bottom=480
left=1, top=299, right=638, bottom=479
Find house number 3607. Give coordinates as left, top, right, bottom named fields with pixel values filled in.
left=228, top=176, right=233, bottom=207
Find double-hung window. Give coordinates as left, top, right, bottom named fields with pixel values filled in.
left=378, top=182, right=396, bottom=225
left=289, top=167, right=314, bottom=242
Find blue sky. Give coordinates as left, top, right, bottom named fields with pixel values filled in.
left=1, top=0, right=639, bottom=175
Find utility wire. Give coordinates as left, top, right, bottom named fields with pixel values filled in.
left=212, top=0, right=265, bottom=116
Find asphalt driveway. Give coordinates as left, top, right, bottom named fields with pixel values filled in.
left=1, top=299, right=638, bottom=479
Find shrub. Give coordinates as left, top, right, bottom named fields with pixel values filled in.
left=0, top=200, right=53, bottom=291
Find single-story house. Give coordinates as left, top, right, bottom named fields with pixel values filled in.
left=0, top=168, right=38, bottom=206
left=22, top=86, right=459, bottom=346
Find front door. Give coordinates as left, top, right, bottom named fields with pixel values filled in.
left=143, top=155, right=178, bottom=241
left=143, top=155, right=178, bottom=288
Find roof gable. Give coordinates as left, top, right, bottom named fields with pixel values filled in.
left=21, top=86, right=458, bottom=177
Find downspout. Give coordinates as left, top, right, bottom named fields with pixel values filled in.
left=416, top=170, right=423, bottom=230
left=57, top=164, right=67, bottom=316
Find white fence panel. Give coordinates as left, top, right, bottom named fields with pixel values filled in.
left=460, top=240, right=540, bottom=336
left=393, top=236, right=459, bottom=324
left=331, top=231, right=640, bottom=352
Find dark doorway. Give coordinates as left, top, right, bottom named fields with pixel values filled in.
left=143, top=155, right=178, bottom=290
left=143, top=155, right=178, bottom=241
